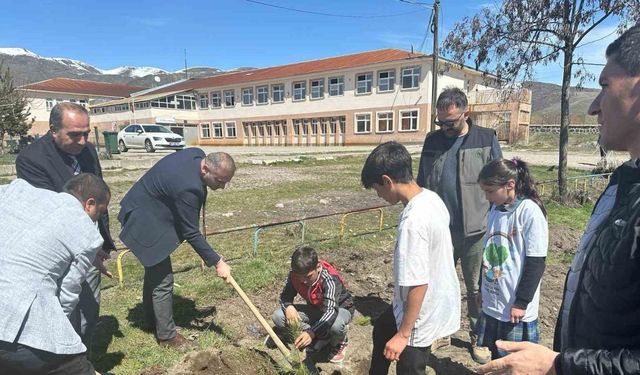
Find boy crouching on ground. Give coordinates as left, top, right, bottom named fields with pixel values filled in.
left=270, top=245, right=354, bottom=363
left=362, top=141, right=461, bottom=375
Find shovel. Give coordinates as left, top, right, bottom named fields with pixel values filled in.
left=227, top=275, right=292, bottom=360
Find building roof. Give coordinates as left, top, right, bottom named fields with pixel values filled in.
left=90, top=48, right=500, bottom=108
left=20, top=78, right=146, bottom=98
left=148, top=48, right=429, bottom=95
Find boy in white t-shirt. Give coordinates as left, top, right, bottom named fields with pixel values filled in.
left=362, top=141, right=461, bottom=375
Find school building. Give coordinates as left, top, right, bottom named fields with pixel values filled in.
left=20, top=78, right=145, bottom=135
left=30, top=49, right=531, bottom=146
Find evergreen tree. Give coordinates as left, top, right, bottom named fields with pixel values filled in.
left=0, top=62, right=33, bottom=154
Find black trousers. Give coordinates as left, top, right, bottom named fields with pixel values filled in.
left=369, top=306, right=431, bottom=375
left=0, top=341, right=94, bottom=375
left=143, top=256, right=177, bottom=341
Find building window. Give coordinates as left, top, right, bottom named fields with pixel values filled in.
left=293, top=81, right=306, bottom=101
left=355, top=113, right=372, bottom=134
left=257, top=86, right=269, bottom=104
left=400, top=110, right=419, bottom=131
left=377, top=112, right=394, bottom=133
left=310, top=79, right=324, bottom=99
left=134, top=102, right=150, bottom=110
left=356, top=73, right=372, bottom=94
left=224, top=90, right=235, bottom=107
left=311, top=119, right=319, bottom=135
left=328, top=76, right=344, bottom=96
left=199, top=93, right=209, bottom=109
left=272, top=84, right=284, bottom=103
left=79, top=100, right=87, bottom=108
left=46, top=98, right=54, bottom=111
left=200, top=123, right=211, bottom=138
left=293, top=119, right=301, bottom=135
left=176, top=94, right=196, bottom=110
left=378, top=70, right=395, bottom=92
left=242, top=88, right=253, bottom=106
left=320, top=120, right=327, bottom=135
left=302, top=119, right=309, bottom=135
left=401, top=66, right=421, bottom=89
left=226, top=122, right=237, bottom=138
left=211, top=91, right=221, bottom=108
left=212, top=122, right=223, bottom=138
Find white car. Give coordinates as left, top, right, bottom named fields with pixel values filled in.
left=117, top=124, right=185, bottom=153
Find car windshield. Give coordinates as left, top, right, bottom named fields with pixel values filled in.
left=142, top=125, right=172, bottom=133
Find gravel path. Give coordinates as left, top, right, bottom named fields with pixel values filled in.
left=113, top=144, right=628, bottom=171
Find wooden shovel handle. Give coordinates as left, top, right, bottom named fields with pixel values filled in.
left=227, top=275, right=291, bottom=358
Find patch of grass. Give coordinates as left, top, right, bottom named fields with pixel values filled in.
left=0, top=152, right=17, bottom=165
left=354, top=316, right=371, bottom=326
left=511, top=132, right=599, bottom=152
left=527, top=164, right=589, bottom=183
left=547, top=248, right=575, bottom=265
left=545, top=201, right=594, bottom=230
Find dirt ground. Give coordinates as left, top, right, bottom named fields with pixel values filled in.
left=147, top=224, right=580, bottom=375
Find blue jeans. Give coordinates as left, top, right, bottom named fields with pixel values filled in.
left=271, top=304, right=351, bottom=347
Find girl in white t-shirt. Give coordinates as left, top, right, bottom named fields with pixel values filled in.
left=474, top=157, right=548, bottom=361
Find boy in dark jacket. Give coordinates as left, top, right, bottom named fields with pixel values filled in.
left=271, top=246, right=354, bottom=363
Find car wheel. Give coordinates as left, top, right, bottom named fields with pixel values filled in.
left=144, top=139, right=156, bottom=153
left=118, top=140, right=128, bottom=152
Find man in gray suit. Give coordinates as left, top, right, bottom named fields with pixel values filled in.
left=0, top=174, right=110, bottom=375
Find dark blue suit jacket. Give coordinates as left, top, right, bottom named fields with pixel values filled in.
left=118, top=148, right=221, bottom=267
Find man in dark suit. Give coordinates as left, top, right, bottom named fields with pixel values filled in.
left=15, top=102, right=115, bottom=357
left=118, top=148, right=234, bottom=350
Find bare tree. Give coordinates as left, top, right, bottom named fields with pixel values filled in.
left=442, top=0, right=639, bottom=200
left=0, top=63, right=33, bottom=154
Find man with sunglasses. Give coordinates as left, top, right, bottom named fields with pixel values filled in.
left=16, top=102, right=116, bottom=360
left=416, top=87, right=502, bottom=364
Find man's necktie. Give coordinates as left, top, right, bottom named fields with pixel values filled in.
left=70, top=156, right=81, bottom=175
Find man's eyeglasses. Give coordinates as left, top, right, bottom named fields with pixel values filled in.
left=434, top=112, right=465, bottom=127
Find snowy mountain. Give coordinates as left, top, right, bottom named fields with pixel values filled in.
left=0, top=48, right=243, bottom=87
left=97, top=66, right=168, bottom=78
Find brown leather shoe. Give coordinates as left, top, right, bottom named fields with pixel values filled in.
left=157, top=333, right=195, bottom=351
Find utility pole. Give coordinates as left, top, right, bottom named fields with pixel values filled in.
left=184, top=49, right=188, bottom=80
left=430, top=0, right=440, bottom=133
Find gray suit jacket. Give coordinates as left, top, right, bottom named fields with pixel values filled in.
left=0, top=179, right=103, bottom=354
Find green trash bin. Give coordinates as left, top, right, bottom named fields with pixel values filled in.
left=102, top=131, right=120, bottom=155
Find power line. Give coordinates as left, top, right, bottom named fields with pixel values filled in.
left=576, top=28, right=618, bottom=49
left=245, top=0, right=422, bottom=18
left=398, top=0, right=434, bottom=10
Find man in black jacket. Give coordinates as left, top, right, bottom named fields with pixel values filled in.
left=15, top=102, right=115, bottom=357
left=118, top=148, right=234, bottom=350
left=416, top=87, right=502, bottom=363
left=478, top=24, right=640, bottom=375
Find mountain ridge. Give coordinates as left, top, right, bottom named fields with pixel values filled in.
left=0, top=47, right=242, bottom=88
